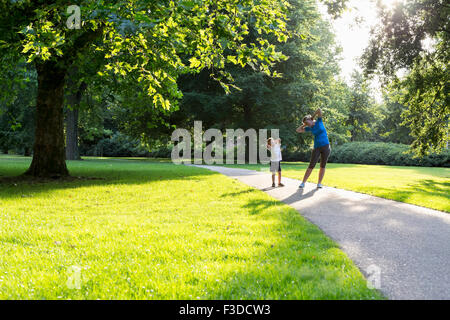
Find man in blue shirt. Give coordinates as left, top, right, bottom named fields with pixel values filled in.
left=296, top=108, right=331, bottom=189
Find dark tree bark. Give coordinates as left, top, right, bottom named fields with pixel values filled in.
left=22, top=27, right=104, bottom=177
left=243, top=100, right=252, bottom=163
left=65, top=80, right=87, bottom=161
left=25, top=60, right=69, bottom=178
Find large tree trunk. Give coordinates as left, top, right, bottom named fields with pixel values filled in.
left=25, top=60, right=69, bottom=178
left=65, top=80, right=87, bottom=161
left=243, top=101, right=252, bottom=163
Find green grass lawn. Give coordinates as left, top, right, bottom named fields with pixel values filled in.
left=222, top=162, right=450, bottom=213
left=0, top=155, right=382, bottom=299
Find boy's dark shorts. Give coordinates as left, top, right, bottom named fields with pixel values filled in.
left=308, top=144, right=331, bottom=169
left=270, top=161, right=281, bottom=173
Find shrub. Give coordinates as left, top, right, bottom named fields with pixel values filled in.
left=327, top=142, right=449, bottom=167
left=149, top=145, right=173, bottom=158
left=282, top=149, right=311, bottom=162
left=82, top=132, right=150, bottom=157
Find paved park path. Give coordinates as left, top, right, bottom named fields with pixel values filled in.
left=192, top=165, right=450, bottom=300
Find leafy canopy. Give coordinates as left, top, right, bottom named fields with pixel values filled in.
left=0, top=0, right=290, bottom=110
left=362, top=0, right=449, bottom=155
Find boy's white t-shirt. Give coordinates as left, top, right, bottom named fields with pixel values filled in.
left=270, top=142, right=282, bottom=162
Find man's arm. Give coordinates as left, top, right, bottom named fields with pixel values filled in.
left=296, top=124, right=307, bottom=133
left=311, top=108, right=323, bottom=120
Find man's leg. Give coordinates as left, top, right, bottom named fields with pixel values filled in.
left=317, top=145, right=331, bottom=185
left=278, top=171, right=281, bottom=184
left=302, top=167, right=313, bottom=183
left=302, top=148, right=319, bottom=183
left=318, top=167, right=325, bottom=184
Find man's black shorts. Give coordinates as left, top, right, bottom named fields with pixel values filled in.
left=308, top=144, right=331, bottom=169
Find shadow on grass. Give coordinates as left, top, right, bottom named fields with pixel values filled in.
left=0, top=161, right=216, bottom=200
left=220, top=188, right=257, bottom=198
left=359, top=179, right=450, bottom=212
left=416, top=179, right=450, bottom=195
left=242, top=199, right=284, bottom=215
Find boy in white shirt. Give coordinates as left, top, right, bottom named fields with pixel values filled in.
left=267, top=138, right=284, bottom=188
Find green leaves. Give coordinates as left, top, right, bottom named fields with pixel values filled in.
left=3, top=0, right=291, bottom=113
left=189, top=56, right=202, bottom=69
left=227, top=55, right=238, bottom=65
left=397, top=53, right=449, bottom=156
left=361, top=0, right=449, bottom=155
left=19, top=19, right=66, bottom=63
left=179, top=0, right=198, bottom=11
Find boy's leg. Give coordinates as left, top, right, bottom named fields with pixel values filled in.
left=270, top=161, right=276, bottom=186
left=278, top=162, right=282, bottom=184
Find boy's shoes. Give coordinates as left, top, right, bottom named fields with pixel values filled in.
left=278, top=183, right=284, bottom=187
left=317, top=183, right=323, bottom=189
left=272, top=183, right=276, bottom=187
left=299, top=182, right=305, bottom=188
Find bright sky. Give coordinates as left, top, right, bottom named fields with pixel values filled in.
left=317, top=0, right=399, bottom=102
